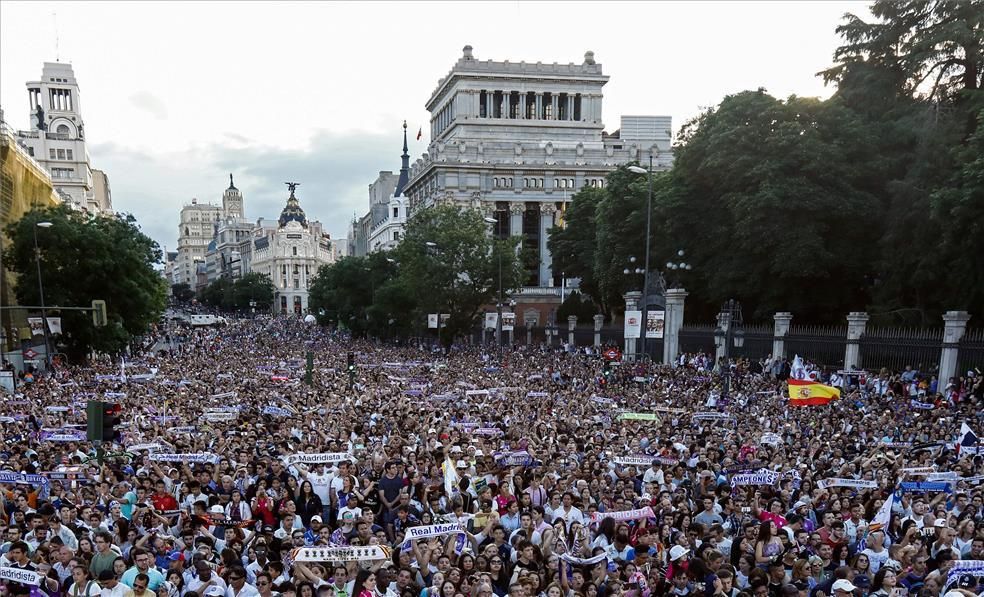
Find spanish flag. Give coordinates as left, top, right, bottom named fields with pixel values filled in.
left=787, top=378, right=840, bottom=406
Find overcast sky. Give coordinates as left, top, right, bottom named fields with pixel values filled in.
left=1, top=1, right=871, bottom=253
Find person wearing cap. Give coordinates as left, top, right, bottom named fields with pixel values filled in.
left=831, top=579, right=858, bottom=597
left=98, top=569, right=127, bottom=597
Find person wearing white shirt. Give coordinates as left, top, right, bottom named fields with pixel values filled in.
left=97, top=571, right=128, bottom=597
left=225, top=567, right=260, bottom=597
left=553, top=493, right=584, bottom=528
left=643, top=464, right=665, bottom=487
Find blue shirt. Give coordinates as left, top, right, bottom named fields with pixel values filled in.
left=120, top=566, right=165, bottom=591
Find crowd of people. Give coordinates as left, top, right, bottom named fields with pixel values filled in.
left=0, top=315, right=981, bottom=597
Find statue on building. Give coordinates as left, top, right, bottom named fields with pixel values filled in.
left=35, top=104, right=46, bottom=131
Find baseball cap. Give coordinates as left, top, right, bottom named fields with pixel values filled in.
left=832, top=580, right=857, bottom=593
left=204, top=586, right=226, bottom=597
left=669, top=545, right=689, bottom=561
left=450, top=445, right=463, bottom=453
left=474, top=449, right=484, bottom=457
left=957, top=575, right=977, bottom=589
left=311, top=515, right=322, bottom=523
left=456, top=460, right=467, bottom=469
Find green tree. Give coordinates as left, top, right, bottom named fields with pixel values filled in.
left=5, top=205, right=166, bottom=361
left=392, top=204, right=523, bottom=348
left=548, top=187, right=605, bottom=312
left=199, top=277, right=234, bottom=310
left=232, top=272, right=275, bottom=312
left=171, top=283, right=195, bottom=303
left=308, top=256, right=374, bottom=335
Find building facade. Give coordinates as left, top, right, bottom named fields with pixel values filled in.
left=249, top=184, right=335, bottom=314
left=204, top=176, right=252, bottom=283
left=350, top=124, right=414, bottom=256
left=13, top=62, right=112, bottom=214
left=174, top=198, right=222, bottom=288
left=403, top=46, right=673, bottom=319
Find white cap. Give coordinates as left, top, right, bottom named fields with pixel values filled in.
left=474, top=449, right=484, bottom=457
left=832, top=580, right=858, bottom=593
left=456, top=460, right=467, bottom=469
left=669, top=545, right=689, bottom=561
left=204, top=586, right=226, bottom=597
left=209, top=505, right=224, bottom=514
left=450, top=445, right=463, bottom=453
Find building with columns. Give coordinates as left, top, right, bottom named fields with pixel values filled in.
left=204, top=175, right=253, bottom=283
left=403, top=46, right=672, bottom=319
left=174, top=198, right=222, bottom=288
left=12, top=62, right=112, bottom=213
left=248, top=184, right=335, bottom=314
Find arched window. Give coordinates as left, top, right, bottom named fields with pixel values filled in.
left=569, top=178, right=575, bottom=188
left=56, top=124, right=70, bottom=136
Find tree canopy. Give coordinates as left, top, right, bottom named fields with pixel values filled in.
left=309, top=205, right=524, bottom=346
left=552, top=1, right=983, bottom=325
left=199, top=272, right=275, bottom=312
left=5, top=205, right=166, bottom=361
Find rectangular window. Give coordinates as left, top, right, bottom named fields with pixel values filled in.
left=26, top=147, right=34, bottom=157
left=393, top=231, right=400, bottom=241
left=49, top=148, right=57, bottom=160
left=294, top=279, right=299, bottom=289
left=57, top=149, right=65, bottom=160
left=393, top=207, right=399, bottom=218
left=66, top=149, right=73, bottom=160
left=479, top=91, right=487, bottom=118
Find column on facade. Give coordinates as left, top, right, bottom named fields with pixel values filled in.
left=772, top=312, right=793, bottom=360
left=551, top=94, right=559, bottom=121
left=624, top=291, right=642, bottom=361
left=593, top=314, right=605, bottom=348
left=518, top=93, right=525, bottom=120
left=663, top=288, right=688, bottom=366
left=844, top=312, right=869, bottom=371
left=568, top=316, right=577, bottom=346
left=509, top=202, right=524, bottom=237
left=501, top=91, right=509, bottom=120
left=567, top=95, right=574, bottom=121
left=538, top=203, right=556, bottom=287
left=535, top=93, right=542, bottom=120
left=939, top=311, right=971, bottom=385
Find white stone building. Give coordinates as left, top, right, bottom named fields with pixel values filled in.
left=13, top=62, right=112, bottom=213
left=174, top=199, right=222, bottom=288
left=249, top=184, right=335, bottom=314
left=403, top=46, right=673, bottom=319
left=204, top=175, right=252, bottom=282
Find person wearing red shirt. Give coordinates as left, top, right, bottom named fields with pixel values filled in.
left=150, top=480, right=178, bottom=512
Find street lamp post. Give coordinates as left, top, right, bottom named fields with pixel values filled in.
left=665, top=249, right=692, bottom=288
left=713, top=299, right=745, bottom=404
left=33, top=221, right=53, bottom=369
left=482, top=216, right=503, bottom=352
left=425, top=241, right=444, bottom=352
left=628, top=156, right=654, bottom=360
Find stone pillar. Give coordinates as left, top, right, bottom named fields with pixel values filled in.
left=772, top=312, right=793, bottom=361
left=551, top=94, right=559, bottom=120
left=663, top=288, right=688, bottom=366
left=939, top=311, right=971, bottom=385
left=501, top=91, right=508, bottom=119
left=536, top=93, right=542, bottom=119
left=714, top=311, right=732, bottom=369
left=593, top=314, right=604, bottom=348
left=526, top=326, right=532, bottom=346
left=539, top=203, right=556, bottom=287
left=508, top=317, right=515, bottom=345
left=567, top=96, right=574, bottom=121
left=624, top=291, right=642, bottom=361
left=519, top=93, right=526, bottom=120
left=568, top=315, right=577, bottom=346
left=844, top=312, right=869, bottom=371
left=509, top=202, right=524, bottom=237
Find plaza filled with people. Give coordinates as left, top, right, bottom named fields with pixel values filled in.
left=1, top=316, right=982, bottom=597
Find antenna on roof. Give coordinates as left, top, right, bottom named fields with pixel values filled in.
left=53, top=12, right=60, bottom=61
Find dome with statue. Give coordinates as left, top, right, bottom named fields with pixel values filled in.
left=278, top=182, right=307, bottom=228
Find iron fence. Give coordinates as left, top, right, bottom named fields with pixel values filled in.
left=785, top=325, right=847, bottom=369
left=679, top=323, right=716, bottom=355
left=859, top=327, right=942, bottom=373
left=957, top=327, right=984, bottom=377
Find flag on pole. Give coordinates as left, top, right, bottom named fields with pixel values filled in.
left=787, top=378, right=840, bottom=406
left=442, top=454, right=459, bottom=497
left=958, top=422, right=979, bottom=455
left=858, top=492, right=895, bottom=551
left=791, top=355, right=807, bottom=380
left=416, top=127, right=422, bottom=141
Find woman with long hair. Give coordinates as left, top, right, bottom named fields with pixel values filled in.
left=869, top=568, right=898, bottom=597
left=850, top=553, right=871, bottom=587
left=354, top=569, right=378, bottom=597
left=297, top=481, right=323, bottom=526
left=754, top=521, right=783, bottom=567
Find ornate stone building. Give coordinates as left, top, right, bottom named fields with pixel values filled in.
left=402, top=46, right=673, bottom=320
left=13, top=62, right=112, bottom=213
left=249, top=184, right=335, bottom=314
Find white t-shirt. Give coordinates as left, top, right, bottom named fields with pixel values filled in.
left=308, top=471, right=332, bottom=503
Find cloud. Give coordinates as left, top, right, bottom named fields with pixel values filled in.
left=89, top=129, right=404, bottom=255
left=128, top=91, right=169, bottom=120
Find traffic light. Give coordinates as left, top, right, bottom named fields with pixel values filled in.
left=91, top=300, right=107, bottom=327
left=86, top=400, right=121, bottom=443
left=601, top=361, right=613, bottom=386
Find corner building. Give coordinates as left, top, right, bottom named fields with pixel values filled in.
left=403, top=46, right=672, bottom=318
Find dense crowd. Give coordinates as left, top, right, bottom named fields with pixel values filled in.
left=1, top=316, right=981, bottom=597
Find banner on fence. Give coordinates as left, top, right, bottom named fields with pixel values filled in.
left=624, top=310, right=642, bottom=339
left=645, top=311, right=665, bottom=339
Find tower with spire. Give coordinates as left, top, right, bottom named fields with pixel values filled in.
left=394, top=121, right=411, bottom=197
left=222, top=173, right=244, bottom=218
